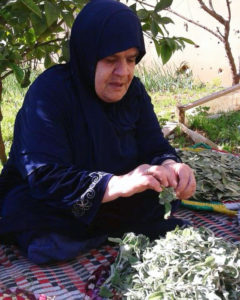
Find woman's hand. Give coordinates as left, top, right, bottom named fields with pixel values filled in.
left=102, top=161, right=196, bottom=203
left=103, top=164, right=163, bottom=202
left=160, top=160, right=196, bottom=200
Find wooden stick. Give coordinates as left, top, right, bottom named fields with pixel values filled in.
left=177, top=83, right=240, bottom=124
left=179, top=123, right=219, bottom=149
left=178, top=83, right=240, bottom=112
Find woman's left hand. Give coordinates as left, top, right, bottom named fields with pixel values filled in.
left=147, top=160, right=196, bottom=200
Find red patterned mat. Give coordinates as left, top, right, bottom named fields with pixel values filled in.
left=0, top=244, right=118, bottom=299
left=174, top=207, right=240, bottom=245
left=0, top=208, right=239, bottom=299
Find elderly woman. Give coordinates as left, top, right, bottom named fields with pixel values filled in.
left=0, top=0, right=196, bottom=263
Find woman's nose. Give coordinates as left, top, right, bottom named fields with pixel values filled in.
left=114, top=60, right=129, bottom=76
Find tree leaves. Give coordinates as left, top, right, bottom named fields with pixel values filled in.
left=137, top=9, right=149, bottom=21
left=25, top=27, right=36, bottom=44
left=180, top=37, right=195, bottom=45
left=62, top=11, right=74, bottom=27
left=44, top=53, right=53, bottom=69
left=30, top=13, right=48, bottom=37
left=160, top=41, right=172, bottom=64
left=0, top=0, right=85, bottom=83
left=45, top=1, right=60, bottom=27
left=21, top=0, right=41, bottom=18
left=9, top=63, right=24, bottom=84
left=159, top=16, right=174, bottom=25
left=21, top=68, right=31, bottom=88
left=99, top=286, right=113, bottom=298
left=132, top=0, right=194, bottom=65
left=155, top=0, right=173, bottom=12
left=150, top=19, right=159, bottom=38
left=61, top=40, right=70, bottom=62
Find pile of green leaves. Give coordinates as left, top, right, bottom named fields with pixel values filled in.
left=100, top=228, right=240, bottom=299
left=179, top=149, right=240, bottom=202
left=156, top=149, right=240, bottom=217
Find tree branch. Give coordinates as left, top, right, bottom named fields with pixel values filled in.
left=0, top=37, right=64, bottom=82
left=0, top=16, right=6, bottom=26
left=221, top=1, right=238, bottom=84
left=167, top=8, right=224, bottom=42
left=0, top=70, right=13, bottom=81
left=224, top=35, right=239, bottom=84
left=135, top=0, right=154, bottom=9
left=168, top=1, right=238, bottom=85
left=226, top=0, right=231, bottom=21
left=197, top=0, right=226, bottom=25
left=216, top=27, right=224, bottom=39
left=33, top=38, right=64, bottom=49
left=209, top=0, right=214, bottom=11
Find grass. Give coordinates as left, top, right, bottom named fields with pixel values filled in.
left=0, top=62, right=239, bottom=170
left=135, top=62, right=198, bottom=93
left=136, top=62, right=240, bottom=154
left=1, top=71, right=38, bottom=157
left=135, top=62, right=222, bottom=121
left=187, top=107, right=240, bottom=153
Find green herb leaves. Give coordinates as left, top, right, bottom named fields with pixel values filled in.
left=178, top=149, right=240, bottom=202
left=102, top=228, right=240, bottom=299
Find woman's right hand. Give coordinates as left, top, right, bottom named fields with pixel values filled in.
left=102, top=164, right=167, bottom=203
left=102, top=161, right=196, bottom=203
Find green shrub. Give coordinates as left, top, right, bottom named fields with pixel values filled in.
left=135, top=61, right=204, bottom=93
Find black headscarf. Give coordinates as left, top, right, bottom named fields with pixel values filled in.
left=70, top=0, right=145, bottom=89
left=68, top=0, right=146, bottom=171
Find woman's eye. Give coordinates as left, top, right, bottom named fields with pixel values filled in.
left=105, top=58, right=116, bottom=64
left=127, top=58, right=136, bottom=64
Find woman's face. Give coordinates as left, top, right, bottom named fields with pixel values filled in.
left=95, top=47, right=138, bottom=103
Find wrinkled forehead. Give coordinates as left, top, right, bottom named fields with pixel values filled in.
left=70, top=0, right=145, bottom=65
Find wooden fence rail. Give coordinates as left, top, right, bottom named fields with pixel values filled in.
left=177, top=83, right=240, bottom=124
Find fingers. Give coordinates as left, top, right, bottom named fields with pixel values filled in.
left=145, top=166, right=167, bottom=186
left=130, top=171, right=164, bottom=194
left=150, top=162, right=196, bottom=199
left=128, top=163, right=196, bottom=199
left=145, top=165, right=176, bottom=189
left=147, top=176, right=164, bottom=193
left=175, top=165, right=196, bottom=199
left=120, top=164, right=165, bottom=196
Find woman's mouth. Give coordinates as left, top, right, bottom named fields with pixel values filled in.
left=110, top=82, right=124, bottom=88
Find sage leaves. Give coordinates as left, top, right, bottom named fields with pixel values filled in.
left=102, top=228, right=240, bottom=299
left=178, top=149, right=240, bottom=202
